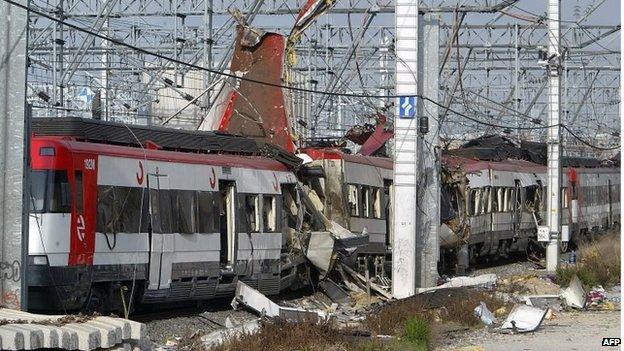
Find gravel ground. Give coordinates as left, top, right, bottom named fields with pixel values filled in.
left=469, top=255, right=543, bottom=279
left=137, top=301, right=257, bottom=345
left=438, top=310, right=621, bottom=351
left=136, top=253, right=618, bottom=350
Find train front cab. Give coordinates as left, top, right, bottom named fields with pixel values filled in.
left=28, top=138, right=94, bottom=311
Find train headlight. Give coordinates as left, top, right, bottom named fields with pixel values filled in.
left=30, top=255, right=49, bottom=265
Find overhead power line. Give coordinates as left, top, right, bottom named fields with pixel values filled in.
left=5, top=0, right=620, bottom=149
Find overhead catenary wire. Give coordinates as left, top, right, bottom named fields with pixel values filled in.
left=6, top=0, right=619, bottom=148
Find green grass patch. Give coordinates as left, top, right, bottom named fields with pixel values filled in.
left=401, top=316, right=431, bottom=351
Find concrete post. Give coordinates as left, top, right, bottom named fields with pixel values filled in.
left=0, top=0, right=30, bottom=309
left=546, top=0, right=562, bottom=272
left=392, top=0, right=420, bottom=298
left=419, top=13, right=440, bottom=287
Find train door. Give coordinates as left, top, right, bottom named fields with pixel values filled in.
left=71, top=169, right=89, bottom=265
left=70, top=155, right=97, bottom=266
left=147, top=172, right=173, bottom=290
left=219, top=180, right=237, bottom=268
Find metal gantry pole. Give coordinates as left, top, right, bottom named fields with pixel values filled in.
left=546, top=0, right=562, bottom=272
left=0, top=0, right=29, bottom=310
left=392, top=0, right=420, bottom=298
left=203, top=0, right=213, bottom=111
left=514, top=22, right=520, bottom=138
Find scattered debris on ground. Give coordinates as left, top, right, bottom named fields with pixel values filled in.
left=149, top=232, right=621, bottom=350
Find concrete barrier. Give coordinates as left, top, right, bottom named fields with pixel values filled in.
left=0, top=308, right=150, bottom=350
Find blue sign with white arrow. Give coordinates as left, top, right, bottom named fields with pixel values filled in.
left=398, top=96, right=416, bottom=119
left=78, top=87, right=94, bottom=103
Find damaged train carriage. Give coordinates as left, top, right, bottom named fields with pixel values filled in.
left=296, top=145, right=620, bottom=276
left=298, top=148, right=394, bottom=275
left=440, top=155, right=620, bottom=271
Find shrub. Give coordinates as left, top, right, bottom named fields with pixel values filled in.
left=401, top=316, right=431, bottom=351
left=557, top=231, right=620, bottom=288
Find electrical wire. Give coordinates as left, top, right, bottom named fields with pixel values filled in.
left=6, top=0, right=620, bottom=147
left=562, top=125, right=621, bottom=151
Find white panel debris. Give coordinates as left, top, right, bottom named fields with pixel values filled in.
left=231, top=281, right=326, bottom=322
left=416, top=274, right=497, bottom=293
left=561, top=275, right=586, bottom=309
left=306, top=232, right=335, bottom=274
left=474, top=302, right=496, bottom=325
left=499, top=304, right=547, bottom=333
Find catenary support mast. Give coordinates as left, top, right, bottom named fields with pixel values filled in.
left=392, top=0, right=421, bottom=298
left=0, top=0, right=30, bottom=309
left=546, top=0, right=562, bottom=272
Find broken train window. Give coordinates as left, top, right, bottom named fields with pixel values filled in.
left=244, top=194, right=260, bottom=232
left=372, top=187, right=382, bottom=219
left=263, top=195, right=277, bottom=232
left=361, top=186, right=371, bottom=218
left=348, top=184, right=360, bottom=217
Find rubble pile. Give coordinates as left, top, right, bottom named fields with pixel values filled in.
left=155, top=265, right=621, bottom=351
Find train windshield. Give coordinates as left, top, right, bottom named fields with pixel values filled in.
left=29, top=170, right=71, bottom=213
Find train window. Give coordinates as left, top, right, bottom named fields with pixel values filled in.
left=372, top=188, right=382, bottom=219
left=467, top=189, right=481, bottom=216
left=490, top=187, right=498, bottom=212
left=524, top=186, right=539, bottom=212
left=47, top=171, right=71, bottom=213
left=348, top=184, right=359, bottom=217
left=263, top=196, right=276, bottom=232
left=245, top=195, right=260, bottom=232
left=98, top=186, right=117, bottom=233
left=474, top=189, right=480, bottom=215
left=29, top=170, right=47, bottom=212
left=502, top=188, right=509, bottom=212
left=495, top=187, right=503, bottom=212
left=97, top=186, right=148, bottom=234
left=274, top=195, right=283, bottom=232
left=115, top=187, right=146, bottom=233
left=197, top=191, right=219, bottom=233
left=75, top=171, right=83, bottom=213
left=175, top=190, right=196, bottom=234
left=159, top=190, right=173, bottom=233
left=281, top=186, right=298, bottom=229
left=466, top=189, right=475, bottom=216
left=508, top=188, right=515, bottom=212
left=139, top=190, right=150, bottom=232
left=149, top=188, right=174, bottom=234
left=39, top=147, right=55, bottom=156
left=482, top=187, right=490, bottom=214
left=361, top=186, right=371, bottom=218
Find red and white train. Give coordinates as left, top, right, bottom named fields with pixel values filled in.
left=27, top=118, right=620, bottom=312
left=28, top=118, right=302, bottom=312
